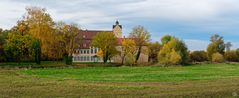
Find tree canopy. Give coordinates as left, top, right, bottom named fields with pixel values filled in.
left=91, top=32, right=118, bottom=63
left=129, top=25, right=151, bottom=63
left=207, top=34, right=225, bottom=60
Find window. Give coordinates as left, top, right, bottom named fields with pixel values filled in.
left=83, top=56, right=86, bottom=61
left=84, top=50, right=86, bottom=54
left=91, top=56, right=93, bottom=61
left=87, top=50, right=89, bottom=54
left=91, top=49, right=93, bottom=54
left=95, top=49, right=97, bottom=53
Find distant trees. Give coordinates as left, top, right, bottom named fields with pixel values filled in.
left=92, top=32, right=118, bottom=63
left=158, top=36, right=189, bottom=66
left=207, top=34, right=225, bottom=61
left=224, top=50, right=239, bottom=62
left=189, top=51, right=208, bottom=62
left=129, top=26, right=151, bottom=63
left=225, top=42, right=232, bottom=52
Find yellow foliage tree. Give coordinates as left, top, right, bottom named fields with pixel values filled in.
left=169, top=50, right=182, bottom=65
left=91, top=32, right=118, bottom=63
left=96, top=50, right=104, bottom=58
left=122, top=39, right=137, bottom=66
left=23, top=7, right=55, bottom=59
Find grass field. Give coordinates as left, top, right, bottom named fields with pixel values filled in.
left=1, top=64, right=239, bottom=97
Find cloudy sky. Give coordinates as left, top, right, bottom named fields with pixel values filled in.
left=1, top=0, right=239, bottom=50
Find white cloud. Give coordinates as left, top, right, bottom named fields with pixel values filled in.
left=1, top=0, right=239, bottom=50
left=1, top=0, right=239, bottom=29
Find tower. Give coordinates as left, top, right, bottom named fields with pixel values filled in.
left=113, top=20, right=122, bottom=38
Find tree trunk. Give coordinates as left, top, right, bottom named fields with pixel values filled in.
left=103, top=50, right=109, bottom=63
left=135, top=46, right=142, bottom=63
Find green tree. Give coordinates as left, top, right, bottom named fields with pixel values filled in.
left=148, top=41, right=161, bottom=63
left=4, top=32, right=35, bottom=62
left=129, top=25, right=151, bottom=63
left=32, top=40, right=41, bottom=64
left=92, top=32, right=118, bottom=63
left=207, top=34, right=225, bottom=60
left=161, top=35, right=173, bottom=45
left=0, top=29, right=7, bottom=61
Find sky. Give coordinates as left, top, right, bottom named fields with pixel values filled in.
left=1, top=0, right=239, bottom=50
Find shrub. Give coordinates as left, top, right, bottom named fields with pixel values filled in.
left=224, top=50, right=239, bottom=62
left=124, top=53, right=135, bottom=66
left=212, top=53, right=224, bottom=63
left=190, top=51, right=208, bottom=62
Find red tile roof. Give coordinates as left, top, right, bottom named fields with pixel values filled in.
left=78, top=30, right=141, bottom=49
left=79, top=30, right=112, bottom=49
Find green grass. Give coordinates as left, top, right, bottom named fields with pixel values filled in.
left=1, top=64, right=239, bottom=97
left=19, top=64, right=239, bottom=82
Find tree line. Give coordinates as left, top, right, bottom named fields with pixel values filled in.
left=0, top=6, right=238, bottom=66
left=0, top=7, right=80, bottom=64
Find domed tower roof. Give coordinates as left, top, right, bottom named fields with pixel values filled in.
left=113, top=20, right=122, bottom=29
left=116, top=20, right=119, bottom=25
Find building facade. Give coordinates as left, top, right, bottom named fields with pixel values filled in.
left=73, top=21, right=148, bottom=63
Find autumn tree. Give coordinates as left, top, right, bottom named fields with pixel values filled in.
left=224, top=50, right=239, bottom=62
left=92, top=32, right=118, bottom=63
left=158, top=36, right=189, bottom=66
left=129, top=26, right=151, bottom=63
left=148, top=41, right=161, bottom=63
left=122, top=39, right=137, bottom=66
left=212, top=52, right=224, bottom=63
left=23, top=6, right=55, bottom=59
left=189, top=51, right=208, bottom=62
left=55, top=22, right=80, bottom=65
left=207, top=34, right=225, bottom=60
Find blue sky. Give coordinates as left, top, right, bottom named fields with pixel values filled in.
left=1, top=0, right=239, bottom=50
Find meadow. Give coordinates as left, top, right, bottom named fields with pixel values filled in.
left=1, top=64, right=239, bottom=97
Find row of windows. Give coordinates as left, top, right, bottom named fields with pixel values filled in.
left=76, top=48, right=99, bottom=54
left=74, top=56, right=100, bottom=61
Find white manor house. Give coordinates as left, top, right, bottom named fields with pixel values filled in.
left=72, top=21, right=148, bottom=63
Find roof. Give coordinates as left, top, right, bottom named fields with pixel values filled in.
left=79, top=30, right=112, bottom=40
left=113, top=25, right=122, bottom=29
left=79, top=30, right=112, bottom=49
